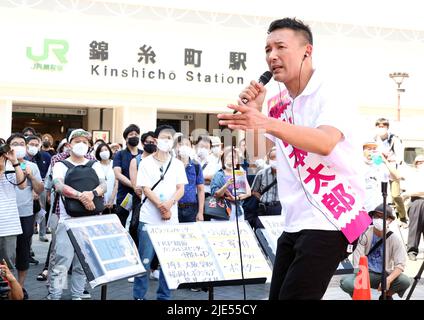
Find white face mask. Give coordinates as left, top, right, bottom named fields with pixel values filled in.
left=178, top=145, right=191, bottom=159
left=157, top=138, right=173, bottom=152
left=72, top=142, right=89, bottom=157
left=99, top=150, right=110, bottom=160
left=197, top=147, right=209, bottom=159
left=211, top=146, right=221, bottom=156
left=13, top=146, right=27, bottom=159
left=27, top=145, right=39, bottom=156
left=372, top=218, right=384, bottom=231
left=269, top=160, right=277, bottom=169
left=376, top=127, right=388, bottom=138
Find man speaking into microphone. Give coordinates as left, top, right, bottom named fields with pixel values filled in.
left=218, top=17, right=371, bottom=300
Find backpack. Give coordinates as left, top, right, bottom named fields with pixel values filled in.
left=61, top=160, right=104, bottom=217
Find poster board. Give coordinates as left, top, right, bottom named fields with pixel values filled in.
left=63, top=214, right=146, bottom=288
left=146, top=221, right=272, bottom=290
left=258, top=216, right=354, bottom=275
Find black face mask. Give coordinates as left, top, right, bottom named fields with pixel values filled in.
left=143, top=144, right=157, bottom=154
left=42, top=141, right=50, bottom=148
left=127, top=136, right=139, bottom=147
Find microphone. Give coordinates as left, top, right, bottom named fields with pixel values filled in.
left=233, top=71, right=273, bottom=114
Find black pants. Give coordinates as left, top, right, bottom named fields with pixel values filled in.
left=269, top=230, right=352, bottom=300
left=16, top=215, right=35, bottom=271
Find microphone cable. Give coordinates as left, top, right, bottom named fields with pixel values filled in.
left=230, top=142, right=247, bottom=300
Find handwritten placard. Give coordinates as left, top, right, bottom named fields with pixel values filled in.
left=259, top=215, right=286, bottom=255
left=146, top=221, right=272, bottom=290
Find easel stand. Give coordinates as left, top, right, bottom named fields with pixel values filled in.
left=101, top=285, right=107, bottom=300
left=178, top=278, right=266, bottom=300
left=406, top=259, right=424, bottom=300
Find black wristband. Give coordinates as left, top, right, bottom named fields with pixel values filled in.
left=12, top=163, right=19, bottom=167
left=92, top=190, right=99, bottom=197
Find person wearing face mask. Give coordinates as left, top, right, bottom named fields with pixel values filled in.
left=210, top=146, right=251, bottom=221
left=175, top=136, right=205, bottom=223
left=113, top=124, right=142, bottom=228
left=340, top=204, right=410, bottom=300
left=128, top=131, right=158, bottom=281
left=401, top=155, right=424, bottom=261
left=374, top=118, right=407, bottom=225
left=249, top=147, right=281, bottom=229
left=95, top=143, right=118, bottom=215
left=25, top=135, right=52, bottom=242
left=201, top=136, right=223, bottom=198
left=37, top=132, right=96, bottom=296
left=48, top=129, right=106, bottom=300
left=6, top=133, right=44, bottom=298
left=0, top=137, right=26, bottom=290
left=362, top=141, right=401, bottom=213
left=133, top=125, right=187, bottom=300
left=195, top=135, right=212, bottom=169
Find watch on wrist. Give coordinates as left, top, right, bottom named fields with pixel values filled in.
left=92, top=190, right=99, bottom=197
left=12, top=162, right=19, bottom=167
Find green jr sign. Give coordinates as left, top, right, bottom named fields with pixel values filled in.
left=26, top=39, right=69, bottom=71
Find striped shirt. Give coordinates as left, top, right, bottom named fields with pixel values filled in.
left=251, top=167, right=279, bottom=204
left=0, top=173, right=22, bottom=237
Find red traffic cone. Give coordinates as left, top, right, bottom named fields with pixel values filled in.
left=352, top=256, right=371, bottom=300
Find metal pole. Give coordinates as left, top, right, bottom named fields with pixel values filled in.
left=381, top=182, right=388, bottom=300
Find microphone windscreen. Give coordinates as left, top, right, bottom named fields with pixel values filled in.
left=258, top=71, right=273, bottom=85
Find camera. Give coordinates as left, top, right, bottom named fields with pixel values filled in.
left=0, top=143, right=11, bottom=157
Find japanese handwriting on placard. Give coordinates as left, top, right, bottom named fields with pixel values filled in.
left=138, top=45, right=156, bottom=64
left=289, top=147, right=308, bottom=168
left=184, top=48, right=202, bottom=67
left=89, top=41, right=109, bottom=61
left=303, top=164, right=336, bottom=194
left=321, top=183, right=356, bottom=219
left=229, top=52, right=247, bottom=70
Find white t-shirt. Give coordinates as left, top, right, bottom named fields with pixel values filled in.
left=0, top=171, right=22, bottom=237
left=100, top=161, right=116, bottom=205
left=137, top=155, right=188, bottom=225
left=403, top=167, right=424, bottom=195
left=52, top=158, right=106, bottom=221
left=202, top=154, right=222, bottom=194
left=265, top=69, right=365, bottom=233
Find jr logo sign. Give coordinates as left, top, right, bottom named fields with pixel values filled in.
left=26, top=39, right=69, bottom=71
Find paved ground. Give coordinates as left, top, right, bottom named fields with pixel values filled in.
left=22, top=220, right=424, bottom=300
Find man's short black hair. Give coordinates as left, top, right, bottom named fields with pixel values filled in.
left=7, top=133, right=26, bottom=145
left=22, top=127, right=36, bottom=136
left=196, top=134, right=212, bottom=148
left=123, top=124, right=140, bottom=140
left=26, top=135, right=41, bottom=143
left=141, top=131, right=155, bottom=144
left=154, top=125, right=175, bottom=138
left=375, top=118, right=390, bottom=128
left=268, top=17, right=313, bottom=45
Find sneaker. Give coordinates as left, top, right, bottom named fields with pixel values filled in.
left=36, top=270, right=48, bottom=281
left=408, top=252, right=417, bottom=261
left=29, top=257, right=39, bottom=265
left=81, top=290, right=91, bottom=299
left=72, top=297, right=82, bottom=300
left=190, top=288, right=202, bottom=292
left=39, top=236, right=49, bottom=242
left=149, top=270, right=160, bottom=281
left=128, top=277, right=134, bottom=283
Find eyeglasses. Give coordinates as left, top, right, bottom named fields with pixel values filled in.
left=10, top=142, right=25, bottom=147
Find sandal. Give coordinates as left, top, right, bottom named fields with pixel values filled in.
left=37, top=270, right=48, bottom=281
